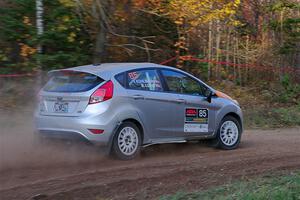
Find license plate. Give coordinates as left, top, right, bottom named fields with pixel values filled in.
left=54, top=102, right=69, bottom=113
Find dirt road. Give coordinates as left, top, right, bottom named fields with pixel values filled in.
left=0, top=126, right=299, bottom=200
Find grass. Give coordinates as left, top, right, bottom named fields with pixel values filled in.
left=244, top=104, right=300, bottom=128
left=211, top=81, right=300, bottom=128
left=160, top=172, right=300, bottom=200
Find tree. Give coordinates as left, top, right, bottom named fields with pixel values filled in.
left=72, top=0, right=166, bottom=63
left=0, top=0, right=93, bottom=72
left=147, top=0, right=240, bottom=73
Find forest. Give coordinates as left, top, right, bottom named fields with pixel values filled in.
left=0, top=0, right=298, bottom=76
left=0, top=0, right=299, bottom=103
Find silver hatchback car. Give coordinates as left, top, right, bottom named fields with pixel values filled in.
left=35, top=63, right=243, bottom=160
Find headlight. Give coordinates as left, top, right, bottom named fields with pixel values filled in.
left=215, top=90, right=239, bottom=105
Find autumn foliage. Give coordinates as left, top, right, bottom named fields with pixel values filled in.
left=0, top=0, right=299, bottom=85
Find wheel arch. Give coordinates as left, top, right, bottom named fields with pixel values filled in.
left=221, top=112, right=243, bottom=133
left=215, top=104, right=243, bottom=136
left=107, top=116, right=146, bottom=155
left=121, top=118, right=144, bottom=142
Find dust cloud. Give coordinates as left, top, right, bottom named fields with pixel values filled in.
left=0, top=108, right=106, bottom=172
left=0, top=77, right=108, bottom=172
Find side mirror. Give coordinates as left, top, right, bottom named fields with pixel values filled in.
left=205, top=90, right=214, bottom=103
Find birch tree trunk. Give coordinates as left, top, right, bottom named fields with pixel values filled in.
left=236, top=37, right=242, bottom=85
left=35, top=0, right=44, bottom=95
left=245, top=35, right=249, bottom=83
left=215, top=19, right=221, bottom=80
left=226, top=27, right=231, bottom=77
left=207, top=21, right=213, bottom=80
left=233, top=35, right=236, bottom=82
left=279, top=10, right=284, bottom=81
left=36, top=0, right=44, bottom=56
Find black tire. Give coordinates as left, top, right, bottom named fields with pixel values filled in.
left=211, top=115, right=241, bottom=150
left=111, top=122, right=141, bottom=160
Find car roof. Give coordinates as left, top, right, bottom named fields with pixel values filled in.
left=49, top=62, right=214, bottom=91
left=49, top=62, right=176, bottom=80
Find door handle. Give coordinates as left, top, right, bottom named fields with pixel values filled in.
left=175, top=98, right=186, bottom=103
left=132, top=95, right=145, bottom=100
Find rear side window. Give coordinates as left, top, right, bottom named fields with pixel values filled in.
left=44, top=71, right=104, bottom=92
left=115, top=73, right=125, bottom=87
left=127, top=69, right=163, bottom=91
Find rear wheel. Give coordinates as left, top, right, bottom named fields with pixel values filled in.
left=111, top=122, right=141, bottom=160
left=212, top=116, right=241, bottom=150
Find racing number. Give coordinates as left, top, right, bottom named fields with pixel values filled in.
left=198, top=109, right=208, bottom=118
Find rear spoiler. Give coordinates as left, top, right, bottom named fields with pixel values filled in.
left=48, top=69, right=106, bottom=80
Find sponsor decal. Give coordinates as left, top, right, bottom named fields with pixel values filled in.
left=128, top=71, right=140, bottom=80
left=128, top=71, right=162, bottom=90
left=186, top=108, right=197, bottom=116
left=184, top=108, right=209, bottom=132
left=184, top=124, right=208, bottom=133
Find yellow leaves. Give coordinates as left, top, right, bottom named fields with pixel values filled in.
left=62, top=15, right=71, bottom=22
left=224, top=7, right=235, bottom=15
left=23, top=16, right=32, bottom=26
left=175, top=19, right=183, bottom=25
left=59, top=0, right=76, bottom=8
left=19, top=43, right=36, bottom=58
left=55, top=15, right=77, bottom=43
left=150, top=0, right=242, bottom=57
left=0, top=53, right=8, bottom=62
left=57, top=15, right=71, bottom=31
left=67, top=32, right=76, bottom=42
left=190, top=20, right=199, bottom=27
left=231, top=20, right=241, bottom=27
left=233, top=0, right=241, bottom=7
left=57, top=24, right=68, bottom=31
left=174, top=36, right=188, bottom=51
left=164, top=0, right=241, bottom=27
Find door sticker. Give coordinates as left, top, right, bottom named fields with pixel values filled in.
left=184, top=108, right=208, bottom=132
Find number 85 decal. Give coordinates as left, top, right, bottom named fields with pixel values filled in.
left=198, top=109, right=208, bottom=118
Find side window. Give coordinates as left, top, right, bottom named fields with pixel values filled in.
left=127, top=69, right=163, bottom=91
left=115, top=73, right=125, bottom=87
left=161, top=69, right=207, bottom=96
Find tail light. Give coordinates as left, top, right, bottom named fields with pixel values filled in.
left=89, top=80, right=114, bottom=104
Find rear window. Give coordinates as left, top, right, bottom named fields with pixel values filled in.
left=43, top=71, right=104, bottom=92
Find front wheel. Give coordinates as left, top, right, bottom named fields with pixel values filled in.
left=111, top=122, right=141, bottom=160
left=212, top=116, right=241, bottom=150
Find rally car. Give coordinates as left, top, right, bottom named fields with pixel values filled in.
left=35, top=63, right=243, bottom=160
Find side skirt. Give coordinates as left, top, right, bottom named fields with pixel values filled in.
left=142, top=133, right=215, bottom=148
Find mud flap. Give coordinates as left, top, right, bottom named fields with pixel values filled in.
left=105, top=121, right=122, bottom=156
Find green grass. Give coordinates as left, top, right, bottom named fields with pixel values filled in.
left=244, top=104, right=300, bottom=128
left=160, top=172, right=300, bottom=200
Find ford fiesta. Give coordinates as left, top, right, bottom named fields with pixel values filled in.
left=35, top=63, right=243, bottom=160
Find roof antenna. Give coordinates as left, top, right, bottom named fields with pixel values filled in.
left=93, top=63, right=101, bottom=66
